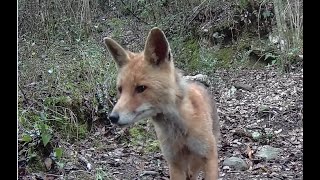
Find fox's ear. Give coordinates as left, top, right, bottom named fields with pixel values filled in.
left=144, top=27, right=171, bottom=66
left=103, top=37, right=128, bottom=68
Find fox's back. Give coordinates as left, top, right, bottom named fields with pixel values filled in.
left=182, top=82, right=220, bottom=140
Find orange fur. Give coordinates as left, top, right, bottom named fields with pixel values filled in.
left=103, top=27, right=220, bottom=180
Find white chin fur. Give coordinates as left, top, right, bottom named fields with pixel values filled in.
left=117, top=104, right=158, bottom=126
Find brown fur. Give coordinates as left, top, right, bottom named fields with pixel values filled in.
left=103, top=27, right=220, bottom=179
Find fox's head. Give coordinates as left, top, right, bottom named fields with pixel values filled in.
left=103, top=27, right=178, bottom=126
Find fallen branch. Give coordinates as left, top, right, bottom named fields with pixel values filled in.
left=140, top=170, right=159, bottom=176
left=233, top=83, right=253, bottom=91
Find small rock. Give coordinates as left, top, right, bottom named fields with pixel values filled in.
left=183, top=74, right=210, bottom=86
left=222, top=166, right=230, bottom=170
left=252, top=132, right=261, bottom=140
left=274, top=129, right=282, bottom=134
left=258, top=105, right=269, bottom=112
left=230, top=86, right=237, bottom=95
left=223, top=157, right=248, bottom=171
left=113, top=148, right=124, bottom=155
left=270, top=172, right=279, bottom=177
left=63, top=47, right=71, bottom=51
left=256, top=145, right=282, bottom=160
left=44, top=158, right=52, bottom=170
left=41, top=54, right=47, bottom=59
left=87, top=163, right=92, bottom=171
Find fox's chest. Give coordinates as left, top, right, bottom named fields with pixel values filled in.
left=152, top=121, right=209, bottom=160
left=157, top=133, right=209, bottom=163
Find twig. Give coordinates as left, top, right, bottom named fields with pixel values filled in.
left=119, top=0, right=150, bottom=25
left=234, top=128, right=253, bottom=138
left=257, top=0, right=266, bottom=40
left=18, top=85, right=29, bottom=105
left=43, top=173, right=63, bottom=178
left=69, top=169, right=93, bottom=175
left=187, top=0, right=208, bottom=26
left=78, top=155, right=92, bottom=171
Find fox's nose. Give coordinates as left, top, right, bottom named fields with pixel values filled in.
left=108, top=112, right=119, bottom=124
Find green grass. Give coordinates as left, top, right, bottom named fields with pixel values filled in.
left=19, top=37, right=116, bottom=140
left=18, top=34, right=118, bottom=173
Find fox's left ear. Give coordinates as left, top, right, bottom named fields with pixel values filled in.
left=103, top=37, right=129, bottom=69
left=144, top=27, right=171, bottom=66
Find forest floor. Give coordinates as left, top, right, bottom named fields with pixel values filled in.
left=19, top=65, right=303, bottom=180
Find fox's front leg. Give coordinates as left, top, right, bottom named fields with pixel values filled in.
left=168, top=163, right=186, bottom=180
left=203, top=147, right=219, bottom=180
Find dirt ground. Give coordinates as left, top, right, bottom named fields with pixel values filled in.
left=20, top=65, right=303, bottom=180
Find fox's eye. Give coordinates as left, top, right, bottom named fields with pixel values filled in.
left=118, top=86, right=122, bottom=93
left=136, top=85, right=147, bottom=93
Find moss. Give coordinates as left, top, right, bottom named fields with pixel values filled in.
left=128, top=126, right=145, bottom=146
left=185, top=39, right=201, bottom=72
left=128, top=122, right=160, bottom=153
left=172, top=38, right=214, bottom=74
left=145, top=140, right=160, bottom=152
left=171, top=36, right=238, bottom=73
left=214, top=47, right=234, bottom=67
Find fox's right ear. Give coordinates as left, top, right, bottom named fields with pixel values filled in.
left=144, top=27, right=170, bottom=66
left=103, top=37, right=128, bottom=68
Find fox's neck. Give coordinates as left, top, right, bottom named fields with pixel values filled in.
left=152, top=108, right=187, bottom=139
left=152, top=70, right=188, bottom=136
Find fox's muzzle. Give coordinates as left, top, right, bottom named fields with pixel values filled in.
left=108, top=111, right=120, bottom=124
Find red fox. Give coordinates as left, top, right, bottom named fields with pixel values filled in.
left=103, top=27, right=220, bottom=180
